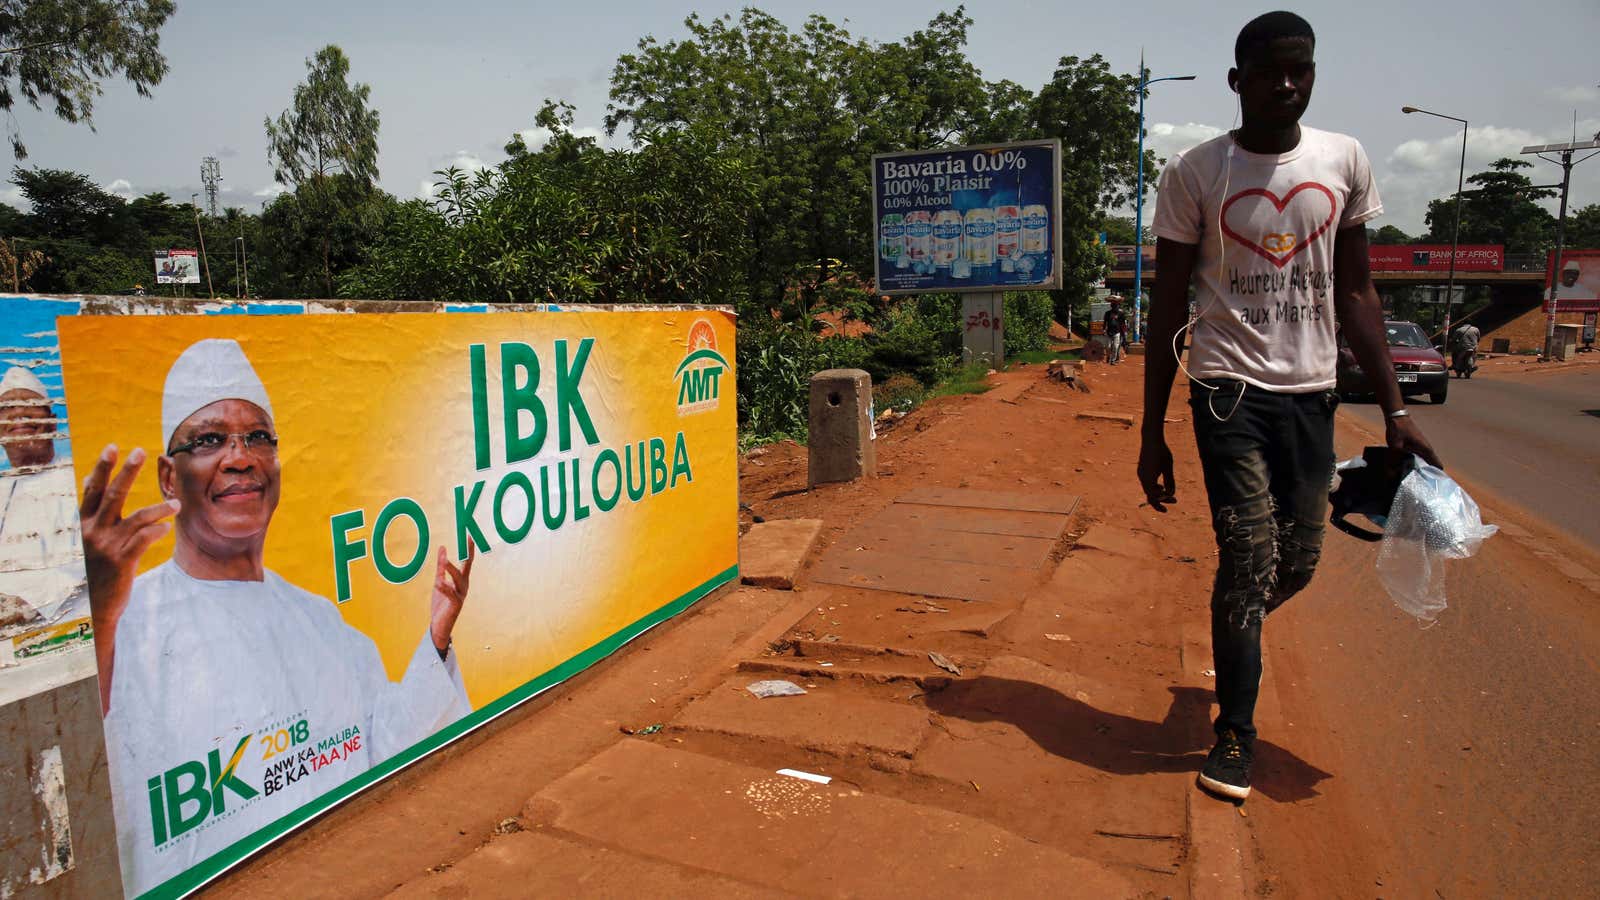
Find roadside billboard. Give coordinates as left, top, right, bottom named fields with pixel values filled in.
left=872, top=139, right=1061, bottom=294
left=56, top=308, right=738, bottom=897
left=153, top=250, right=201, bottom=285
left=1367, top=244, right=1503, bottom=272
left=1546, top=249, right=1600, bottom=312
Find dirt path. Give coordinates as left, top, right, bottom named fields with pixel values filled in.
left=212, top=351, right=1597, bottom=898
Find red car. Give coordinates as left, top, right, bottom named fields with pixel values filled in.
left=1336, top=321, right=1449, bottom=404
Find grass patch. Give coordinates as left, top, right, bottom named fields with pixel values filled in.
left=927, top=362, right=995, bottom=398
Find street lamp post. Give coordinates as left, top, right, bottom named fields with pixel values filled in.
left=1401, top=106, right=1468, bottom=340
left=1132, top=56, right=1194, bottom=344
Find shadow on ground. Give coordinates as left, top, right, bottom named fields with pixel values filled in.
left=926, top=676, right=1332, bottom=803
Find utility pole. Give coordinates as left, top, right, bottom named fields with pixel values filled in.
left=1132, top=52, right=1194, bottom=343
left=1521, top=137, right=1599, bottom=358
left=191, top=194, right=216, bottom=300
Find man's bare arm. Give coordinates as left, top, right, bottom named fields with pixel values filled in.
left=1331, top=225, right=1442, bottom=467
left=1138, top=237, right=1200, bottom=510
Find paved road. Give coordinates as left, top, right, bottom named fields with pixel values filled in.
left=1341, top=367, right=1600, bottom=551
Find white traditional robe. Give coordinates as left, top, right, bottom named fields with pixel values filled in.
left=104, top=561, right=470, bottom=896
left=0, top=464, right=89, bottom=627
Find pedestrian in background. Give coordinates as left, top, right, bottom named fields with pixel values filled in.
left=1104, top=296, right=1128, bottom=365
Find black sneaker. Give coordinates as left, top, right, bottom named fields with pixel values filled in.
left=1197, top=730, right=1253, bottom=800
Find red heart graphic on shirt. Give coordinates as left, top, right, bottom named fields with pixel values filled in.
left=1220, top=182, right=1337, bottom=269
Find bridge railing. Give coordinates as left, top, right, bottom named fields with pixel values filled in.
left=1504, top=253, right=1544, bottom=273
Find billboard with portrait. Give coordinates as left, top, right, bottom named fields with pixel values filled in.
left=57, top=308, right=738, bottom=897
left=1546, top=249, right=1600, bottom=312
left=153, top=250, right=201, bottom=285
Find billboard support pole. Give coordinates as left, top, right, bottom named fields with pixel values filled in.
left=1521, top=138, right=1600, bottom=359
left=191, top=194, right=216, bottom=300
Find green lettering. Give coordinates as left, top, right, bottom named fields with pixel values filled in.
left=454, top=481, right=492, bottom=558
left=670, top=431, right=693, bottom=487
left=593, top=448, right=622, bottom=512
left=163, top=761, right=209, bottom=840
left=649, top=437, right=667, bottom=495
left=147, top=777, right=167, bottom=846
left=208, top=738, right=259, bottom=815
left=373, top=498, right=430, bottom=584
left=470, top=343, right=491, bottom=470
left=502, top=342, right=546, bottom=464
left=570, top=456, right=590, bottom=521
left=555, top=338, right=599, bottom=451
left=330, top=510, right=366, bottom=604
left=493, top=471, right=536, bottom=544
left=625, top=441, right=647, bottom=501
left=540, top=461, right=568, bottom=530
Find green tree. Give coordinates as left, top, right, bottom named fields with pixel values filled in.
left=0, top=0, right=174, bottom=158
left=10, top=165, right=122, bottom=241
left=1423, top=158, right=1554, bottom=254
left=265, top=44, right=381, bottom=296
left=341, top=122, right=753, bottom=305
left=1369, top=224, right=1412, bottom=245
left=1565, top=204, right=1600, bottom=249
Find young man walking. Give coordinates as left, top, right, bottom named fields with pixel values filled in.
left=1138, top=11, right=1441, bottom=801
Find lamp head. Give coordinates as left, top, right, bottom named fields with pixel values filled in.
left=1401, top=106, right=1419, bottom=114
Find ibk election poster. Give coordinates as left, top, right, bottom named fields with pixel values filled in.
left=0, top=296, right=95, bottom=703
left=57, top=309, right=738, bottom=898
left=872, top=139, right=1062, bottom=294
left=153, top=250, right=201, bottom=285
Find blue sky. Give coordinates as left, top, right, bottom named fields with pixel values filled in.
left=4, top=1, right=1597, bottom=236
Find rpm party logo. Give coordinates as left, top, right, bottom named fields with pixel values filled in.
left=674, top=319, right=728, bottom=415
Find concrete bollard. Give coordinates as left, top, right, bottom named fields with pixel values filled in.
left=808, top=369, right=875, bottom=487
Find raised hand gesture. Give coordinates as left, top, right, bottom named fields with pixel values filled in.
left=80, top=446, right=179, bottom=712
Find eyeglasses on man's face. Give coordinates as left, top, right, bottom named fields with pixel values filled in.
left=168, top=430, right=279, bottom=458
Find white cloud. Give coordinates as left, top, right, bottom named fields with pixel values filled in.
left=0, top=185, right=27, bottom=210
left=105, top=178, right=136, bottom=199
left=1550, top=84, right=1600, bottom=105
left=513, top=125, right=612, bottom=152
left=1379, top=118, right=1600, bottom=234
left=253, top=184, right=286, bottom=200
left=1146, top=122, right=1225, bottom=163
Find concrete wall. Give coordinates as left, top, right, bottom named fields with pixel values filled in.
left=1481, top=306, right=1589, bottom=353
left=0, top=675, right=120, bottom=898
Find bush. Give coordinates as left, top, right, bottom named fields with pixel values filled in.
left=1003, top=292, right=1054, bottom=355
left=735, top=319, right=874, bottom=442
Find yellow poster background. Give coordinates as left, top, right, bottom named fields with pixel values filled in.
left=57, top=309, right=738, bottom=709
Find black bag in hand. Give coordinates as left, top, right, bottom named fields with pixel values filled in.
left=1329, top=446, right=1416, bottom=542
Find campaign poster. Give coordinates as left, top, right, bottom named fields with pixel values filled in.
left=57, top=309, right=738, bottom=898
left=0, top=296, right=95, bottom=702
left=872, top=139, right=1062, bottom=294
left=1546, top=249, right=1600, bottom=313
left=153, top=250, right=201, bottom=285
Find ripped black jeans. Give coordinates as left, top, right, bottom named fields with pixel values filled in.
left=1191, top=380, right=1336, bottom=741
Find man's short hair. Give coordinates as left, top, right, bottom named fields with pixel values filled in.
left=1235, top=11, right=1315, bottom=67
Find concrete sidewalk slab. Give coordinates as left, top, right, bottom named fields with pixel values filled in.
left=812, top=547, right=1038, bottom=603
left=872, top=502, right=1069, bottom=540
left=897, top=486, right=1081, bottom=515
left=673, top=676, right=932, bottom=757
left=524, top=739, right=1140, bottom=898
left=389, top=830, right=792, bottom=899
left=740, top=519, right=824, bottom=589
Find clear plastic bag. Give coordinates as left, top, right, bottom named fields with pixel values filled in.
left=1374, top=464, right=1497, bottom=624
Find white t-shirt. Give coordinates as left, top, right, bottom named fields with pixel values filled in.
left=1154, top=127, right=1383, bottom=391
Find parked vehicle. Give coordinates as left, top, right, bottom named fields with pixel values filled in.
left=1336, top=321, right=1449, bottom=404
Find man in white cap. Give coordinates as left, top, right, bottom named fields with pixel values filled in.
left=1, top=365, right=89, bottom=630
left=79, top=339, right=474, bottom=896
